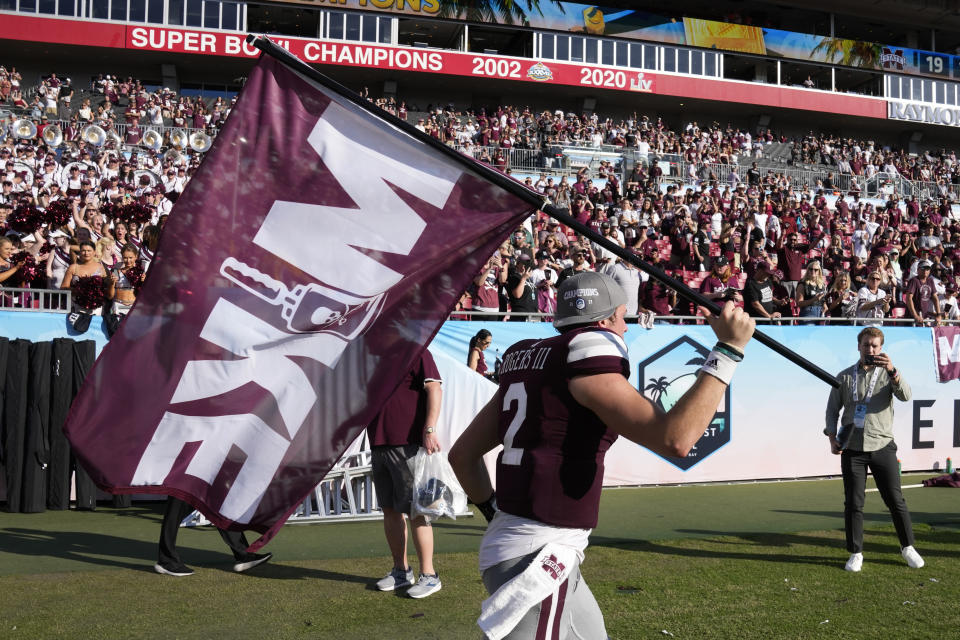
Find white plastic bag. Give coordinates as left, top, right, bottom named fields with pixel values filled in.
left=410, top=448, right=467, bottom=522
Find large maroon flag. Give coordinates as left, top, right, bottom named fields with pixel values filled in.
left=932, top=326, right=960, bottom=382
left=63, top=53, right=536, bottom=547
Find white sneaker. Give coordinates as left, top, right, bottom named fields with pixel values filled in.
left=845, top=552, right=863, bottom=572
left=407, top=573, right=442, bottom=599
left=376, top=567, right=414, bottom=591
left=901, top=546, right=925, bottom=569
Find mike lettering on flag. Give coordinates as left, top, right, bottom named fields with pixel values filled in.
left=63, top=47, right=538, bottom=548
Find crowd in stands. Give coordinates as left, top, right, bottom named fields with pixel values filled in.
left=793, top=131, right=960, bottom=190
left=461, top=159, right=960, bottom=326
left=0, top=65, right=239, bottom=328
left=3, top=65, right=960, bottom=328
left=379, top=96, right=774, bottom=163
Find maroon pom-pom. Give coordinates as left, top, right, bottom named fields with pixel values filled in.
left=10, top=251, right=40, bottom=285
left=124, top=263, right=146, bottom=295
left=100, top=201, right=118, bottom=220
left=45, top=199, right=73, bottom=228
left=9, top=204, right=43, bottom=234
left=72, top=275, right=107, bottom=310
left=116, top=201, right=152, bottom=225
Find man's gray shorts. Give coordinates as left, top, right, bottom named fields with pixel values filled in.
left=371, top=444, right=419, bottom=515
left=481, top=550, right=607, bottom=640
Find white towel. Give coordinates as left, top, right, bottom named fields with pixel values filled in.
left=478, top=543, right=579, bottom=640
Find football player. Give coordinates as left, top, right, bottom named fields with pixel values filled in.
left=450, top=271, right=754, bottom=639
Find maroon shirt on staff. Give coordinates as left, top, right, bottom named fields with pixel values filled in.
left=366, top=351, right=441, bottom=447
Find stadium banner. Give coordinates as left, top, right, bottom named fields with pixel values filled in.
left=257, top=1, right=960, bottom=81
left=61, top=53, right=537, bottom=547
left=432, top=322, right=960, bottom=484
left=0, top=15, right=886, bottom=117
left=888, top=100, right=960, bottom=129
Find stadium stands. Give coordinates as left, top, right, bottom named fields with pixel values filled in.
left=2, top=61, right=960, bottom=326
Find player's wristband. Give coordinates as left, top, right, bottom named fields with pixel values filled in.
left=700, top=348, right=738, bottom=385
left=475, top=494, right=498, bottom=523
left=714, top=341, right=744, bottom=362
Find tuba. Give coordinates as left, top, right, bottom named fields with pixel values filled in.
left=141, top=128, right=162, bottom=151
left=133, top=169, right=161, bottom=189
left=188, top=130, right=212, bottom=153
left=42, top=124, right=63, bottom=147
left=169, top=128, right=188, bottom=149
left=163, top=147, right=182, bottom=164
left=11, top=161, right=35, bottom=187
left=81, top=124, right=107, bottom=147
left=105, top=129, right=123, bottom=149
left=12, top=118, right=37, bottom=140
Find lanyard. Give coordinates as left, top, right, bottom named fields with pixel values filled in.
left=852, top=366, right=882, bottom=405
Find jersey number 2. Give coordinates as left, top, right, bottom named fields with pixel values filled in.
left=502, top=382, right=526, bottom=466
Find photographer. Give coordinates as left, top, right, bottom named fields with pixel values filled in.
left=824, top=327, right=923, bottom=572
left=699, top=256, right=742, bottom=304
left=506, top=254, right=538, bottom=322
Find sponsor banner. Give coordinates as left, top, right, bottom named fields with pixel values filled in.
left=433, top=322, right=960, bottom=485
left=4, top=314, right=959, bottom=488
left=888, top=100, right=960, bottom=128
left=61, top=52, right=536, bottom=546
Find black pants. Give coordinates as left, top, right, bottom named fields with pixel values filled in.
left=157, top=497, right=249, bottom=566
left=841, top=440, right=915, bottom=553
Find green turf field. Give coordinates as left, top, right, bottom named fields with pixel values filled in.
left=1, top=475, right=958, bottom=639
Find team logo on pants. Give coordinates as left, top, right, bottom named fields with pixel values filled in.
left=540, top=554, right=566, bottom=581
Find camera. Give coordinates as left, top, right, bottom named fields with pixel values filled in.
left=865, top=355, right=878, bottom=365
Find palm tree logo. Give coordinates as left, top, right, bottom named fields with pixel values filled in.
left=644, top=355, right=709, bottom=411
left=637, top=336, right=731, bottom=470
left=644, top=375, right=670, bottom=403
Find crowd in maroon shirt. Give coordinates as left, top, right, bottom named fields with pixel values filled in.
left=4, top=67, right=960, bottom=325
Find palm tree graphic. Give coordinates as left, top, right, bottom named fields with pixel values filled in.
left=811, top=38, right=882, bottom=69
left=645, top=376, right=670, bottom=403
left=436, top=0, right=565, bottom=26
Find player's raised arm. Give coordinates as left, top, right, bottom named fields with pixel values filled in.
left=570, top=301, right=754, bottom=457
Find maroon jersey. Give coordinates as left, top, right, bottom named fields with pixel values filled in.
left=366, top=351, right=441, bottom=447
left=495, top=327, right=629, bottom=529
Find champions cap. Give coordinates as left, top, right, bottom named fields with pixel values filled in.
left=553, top=271, right=627, bottom=329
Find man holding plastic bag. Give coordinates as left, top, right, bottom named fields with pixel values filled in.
left=450, top=272, right=755, bottom=639
left=367, top=349, right=444, bottom=599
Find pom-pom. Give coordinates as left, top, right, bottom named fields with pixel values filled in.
left=9, top=251, right=39, bottom=285
left=99, top=201, right=118, bottom=220
left=44, top=199, right=73, bottom=228
left=72, top=274, right=107, bottom=310
left=124, top=263, right=146, bottom=295
left=116, top=201, right=152, bottom=225
left=8, top=204, right=43, bottom=234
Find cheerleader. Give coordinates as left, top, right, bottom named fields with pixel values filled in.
left=106, top=244, right=144, bottom=324
left=45, top=229, right=72, bottom=290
